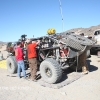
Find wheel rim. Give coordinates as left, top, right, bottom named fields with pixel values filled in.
left=9, top=63, right=12, bottom=69
left=45, top=67, right=52, bottom=77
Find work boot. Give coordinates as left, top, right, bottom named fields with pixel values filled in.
left=32, top=79, right=37, bottom=82
left=23, top=76, right=29, bottom=80
left=28, top=79, right=37, bottom=82
left=82, top=66, right=87, bottom=72
left=19, top=76, right=21, bottom=79
left=82, top=66, right=88, bottom=74
left=82, top=66, right=89, bottom=74
left=82, top=71, right=89, bottom=74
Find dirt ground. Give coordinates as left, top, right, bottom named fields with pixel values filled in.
left=0, top=45, right=100, bottom=100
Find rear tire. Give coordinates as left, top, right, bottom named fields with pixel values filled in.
left=6, top=56, right=17, bottom=74
left=40, top=58, right=62, bottom=84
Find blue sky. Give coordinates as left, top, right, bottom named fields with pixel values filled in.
left=0, top=0, right=100, bottom=42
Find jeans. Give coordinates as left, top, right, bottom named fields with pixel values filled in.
left=17, top=60, right=26, bottom=78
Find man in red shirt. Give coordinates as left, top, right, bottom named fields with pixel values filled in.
left=26, top=39, right=40, bottom=81
left=15, top=42, right=26, bottom=78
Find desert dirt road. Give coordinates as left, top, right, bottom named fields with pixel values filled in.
left=0, top=54, right=100, bottom=100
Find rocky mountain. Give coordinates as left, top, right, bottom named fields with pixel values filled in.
left=66, top=24, right=100, bottom=36
left=0, top=41, right=5, bottom=44
left=0, top=41, right=7, bottom=49
left=0, top=24, right=100, bottom=44
left=0, top=41, right=7, bottom=45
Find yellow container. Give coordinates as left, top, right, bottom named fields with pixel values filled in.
left=50, top=28, right=56, bottom=34
left=47, top=29, right=51, bottom=35
left=0, top=60, right=7, bottom=69
left=47, top=28, right=56, bottom=35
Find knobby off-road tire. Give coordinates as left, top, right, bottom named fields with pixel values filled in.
left=6, top=56, right=17, bottom=74
left=40, top=58, right=62, bottom=84
left=65, top=34, right=93, bottom=51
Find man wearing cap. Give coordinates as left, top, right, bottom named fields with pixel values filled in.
left=26, top=39, right=40, bottom=81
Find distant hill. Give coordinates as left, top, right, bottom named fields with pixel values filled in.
left=66, top=24, right=100, bottom=36
left=0, top=41, right=4, bottom=44
left=0, top=24, right=100, bottom=44
left=0, top=41, right=7, bottom=45
left=0, top=41, right=7, bottom=48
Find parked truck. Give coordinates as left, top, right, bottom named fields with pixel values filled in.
left=89, top=29, right=100, bottom=56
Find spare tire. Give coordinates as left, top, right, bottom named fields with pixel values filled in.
left=68, top=34, right=93, bottom=46
left=64, top=34, right=93, bottom=51
left=6, top=56, right=17, bottom=74
left=40, top=58, right=62, bottom=84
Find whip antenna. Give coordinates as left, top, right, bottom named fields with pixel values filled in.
left=58, top=0, right=64, bottom=31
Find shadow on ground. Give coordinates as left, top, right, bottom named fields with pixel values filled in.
left=86, top=59, right=98, bottom=72
left=6, top=58, right=98, bottom=89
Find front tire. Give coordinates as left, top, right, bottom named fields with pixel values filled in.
left=40, top=58, right=62, bottom=84
left=6, top=56, right=17, bottom=74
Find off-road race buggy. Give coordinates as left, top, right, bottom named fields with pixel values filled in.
left=6, top=32, right=94, bottom=84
